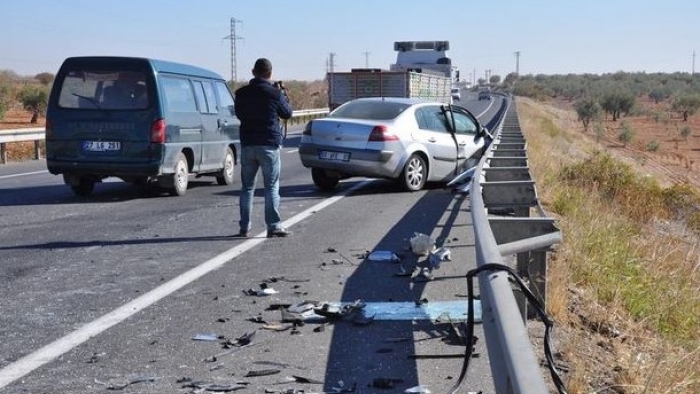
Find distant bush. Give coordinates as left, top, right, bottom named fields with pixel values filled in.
left=617, top=121, right=635, bottom=146
left=646, top=140, right=660, bottom=151
left=680, top=125, right=692, bottom=140
left=0, top=83, right=12, bottom=121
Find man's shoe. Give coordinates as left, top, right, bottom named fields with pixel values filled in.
left=233, top=231, right=249, bottom=238
left=267, top=227, right=291, bottom=238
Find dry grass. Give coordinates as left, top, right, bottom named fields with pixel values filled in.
left=518, top=97, right=700, bottom=394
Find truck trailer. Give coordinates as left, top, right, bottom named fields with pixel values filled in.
left=327, top=40, right=455, bottom=109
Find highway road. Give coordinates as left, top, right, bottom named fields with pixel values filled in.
left=0, top=95, right=502, bottom=394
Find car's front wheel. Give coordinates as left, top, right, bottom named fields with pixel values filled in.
left=311, top=168, right=340, bottom=191
left=401, top=154, right=427, bottom=192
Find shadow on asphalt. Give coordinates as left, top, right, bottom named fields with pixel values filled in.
left=321, top=187, right=472, bottom=391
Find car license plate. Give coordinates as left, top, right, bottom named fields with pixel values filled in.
left=83, top=141, right=121, bottom=152
left=319, top=150, right=350, bottom=162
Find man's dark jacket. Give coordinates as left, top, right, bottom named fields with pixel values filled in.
left=234, top=78, right=293, bottom=147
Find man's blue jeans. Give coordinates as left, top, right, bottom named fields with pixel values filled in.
left=239, top=145, right=282, bottom=233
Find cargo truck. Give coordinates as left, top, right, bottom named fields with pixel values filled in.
left=327, top=40, right=455, bottom=109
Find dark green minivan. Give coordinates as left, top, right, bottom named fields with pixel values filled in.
left=46, top=56, right=240, bottom=197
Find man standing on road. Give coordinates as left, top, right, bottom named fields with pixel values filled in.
left=234, top=58, right=293, bottom=238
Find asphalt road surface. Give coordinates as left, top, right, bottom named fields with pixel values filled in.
left=0, top=97, right=501, bottom=394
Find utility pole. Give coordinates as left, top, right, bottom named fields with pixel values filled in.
left=222, top=17, right=243, bottom=84
left=362, top=51, right=371, bottom=68
left=328, top=53, right=337, bottom=107
left=693, top=50, right=696, bottom=75
left=514, top=51, right=521, bottom=75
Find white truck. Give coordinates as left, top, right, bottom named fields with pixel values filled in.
left=327, top=40, right=456, bottom=109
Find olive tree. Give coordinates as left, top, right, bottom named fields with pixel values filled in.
left=0, top=83, right=10, bottom=121
left=671, top=94, right=700, bottom=121
left=17, top=84, right=49, bottom=123
left=574, top=98, right=601, bottom=131
left=600, top=91, right=635, bottom=121
left=34, top=72, right=55, bottom=86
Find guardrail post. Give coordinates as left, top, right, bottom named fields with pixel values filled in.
left=34, top=141, right=42, bottom=160
left=1, top=142, right=7, bottom=164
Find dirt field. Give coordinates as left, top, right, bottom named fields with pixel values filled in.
left=554, top=97, right=700, bottom=190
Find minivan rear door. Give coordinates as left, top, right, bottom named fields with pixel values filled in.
left=48, top=62, right=158, bottom=166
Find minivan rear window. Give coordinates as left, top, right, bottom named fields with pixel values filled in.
left=57, top=70, right=150, bottom=110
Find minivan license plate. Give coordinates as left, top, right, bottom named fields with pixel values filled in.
left=319, top=150, right=349, bottom=161
left=83, top=141, right=121, bottom=152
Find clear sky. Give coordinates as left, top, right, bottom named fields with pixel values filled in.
left=1, top=1, right=698, bottom=83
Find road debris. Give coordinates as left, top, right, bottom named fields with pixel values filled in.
left=181, top=380, right=249, bottom=392
left=94, top=375, right=155, bottom=390
left=405, top=385, right=431, bottom=393
left=409, top=233, right=434, bottom=256
left=367, top=250, right=401, bottom=262
left=245, top=369, right=281, bottom=377
left=427, top=246, right=452, bottom=269
left=192, top=333, right=220, bottom=342
left=243, top=282, right=279, bottom=296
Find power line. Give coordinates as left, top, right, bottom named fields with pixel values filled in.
left=362, top=51, right=371, bottom=68
left=222, top=17, right=243, bottom=84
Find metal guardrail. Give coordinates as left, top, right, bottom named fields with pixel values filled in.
left=467, top=96, right=562, bottom=393
left=0, top=108, right=330, bottom=164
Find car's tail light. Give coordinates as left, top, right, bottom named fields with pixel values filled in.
left=368, top=125, right=398, bottom=142
left=303, top=121, right=312, bottom=136
left=150, top=119, right=165, bottom=143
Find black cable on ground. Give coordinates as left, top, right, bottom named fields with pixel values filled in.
left=445, top=263, right=569, bottom=394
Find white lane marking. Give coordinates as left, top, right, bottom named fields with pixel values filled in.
left=0, top=179, right=373, bottom=388
left=0, top=170, right=48, bottom=180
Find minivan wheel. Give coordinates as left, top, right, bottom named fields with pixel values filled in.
left=216, top=147, right=235, bottom=186
left=311, top=168, right=339, bottom=191
left=69, top=177, right=95, bottom=197
left=170, top=152, right=189, bottom=196
left=401, top=154, right=427, bottom=192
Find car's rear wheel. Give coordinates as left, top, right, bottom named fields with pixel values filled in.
left=216, top=147, right=235, bottom=185
left=401, top=154, right=427, bottom=192
left=170, top=152, right=189, bottom=196
left=311, top=168, right=340, bottom=191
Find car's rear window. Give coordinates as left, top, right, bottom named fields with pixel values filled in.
left=57, top=70, right=150, bottom=110
left=329, top=100, right=410, bottom=120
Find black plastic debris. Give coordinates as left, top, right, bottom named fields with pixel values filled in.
left=289, top=375, right=324, bottom=384
left=313, top=299, right=365, bottom=319
left=221, top=331, right=255, bottom=348
left=244, top=369, right=281, bottom=377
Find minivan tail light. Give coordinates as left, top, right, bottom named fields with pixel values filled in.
left=368, top=125, right=398, bottom=142
left=150, top=119, right=165, bottom=143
